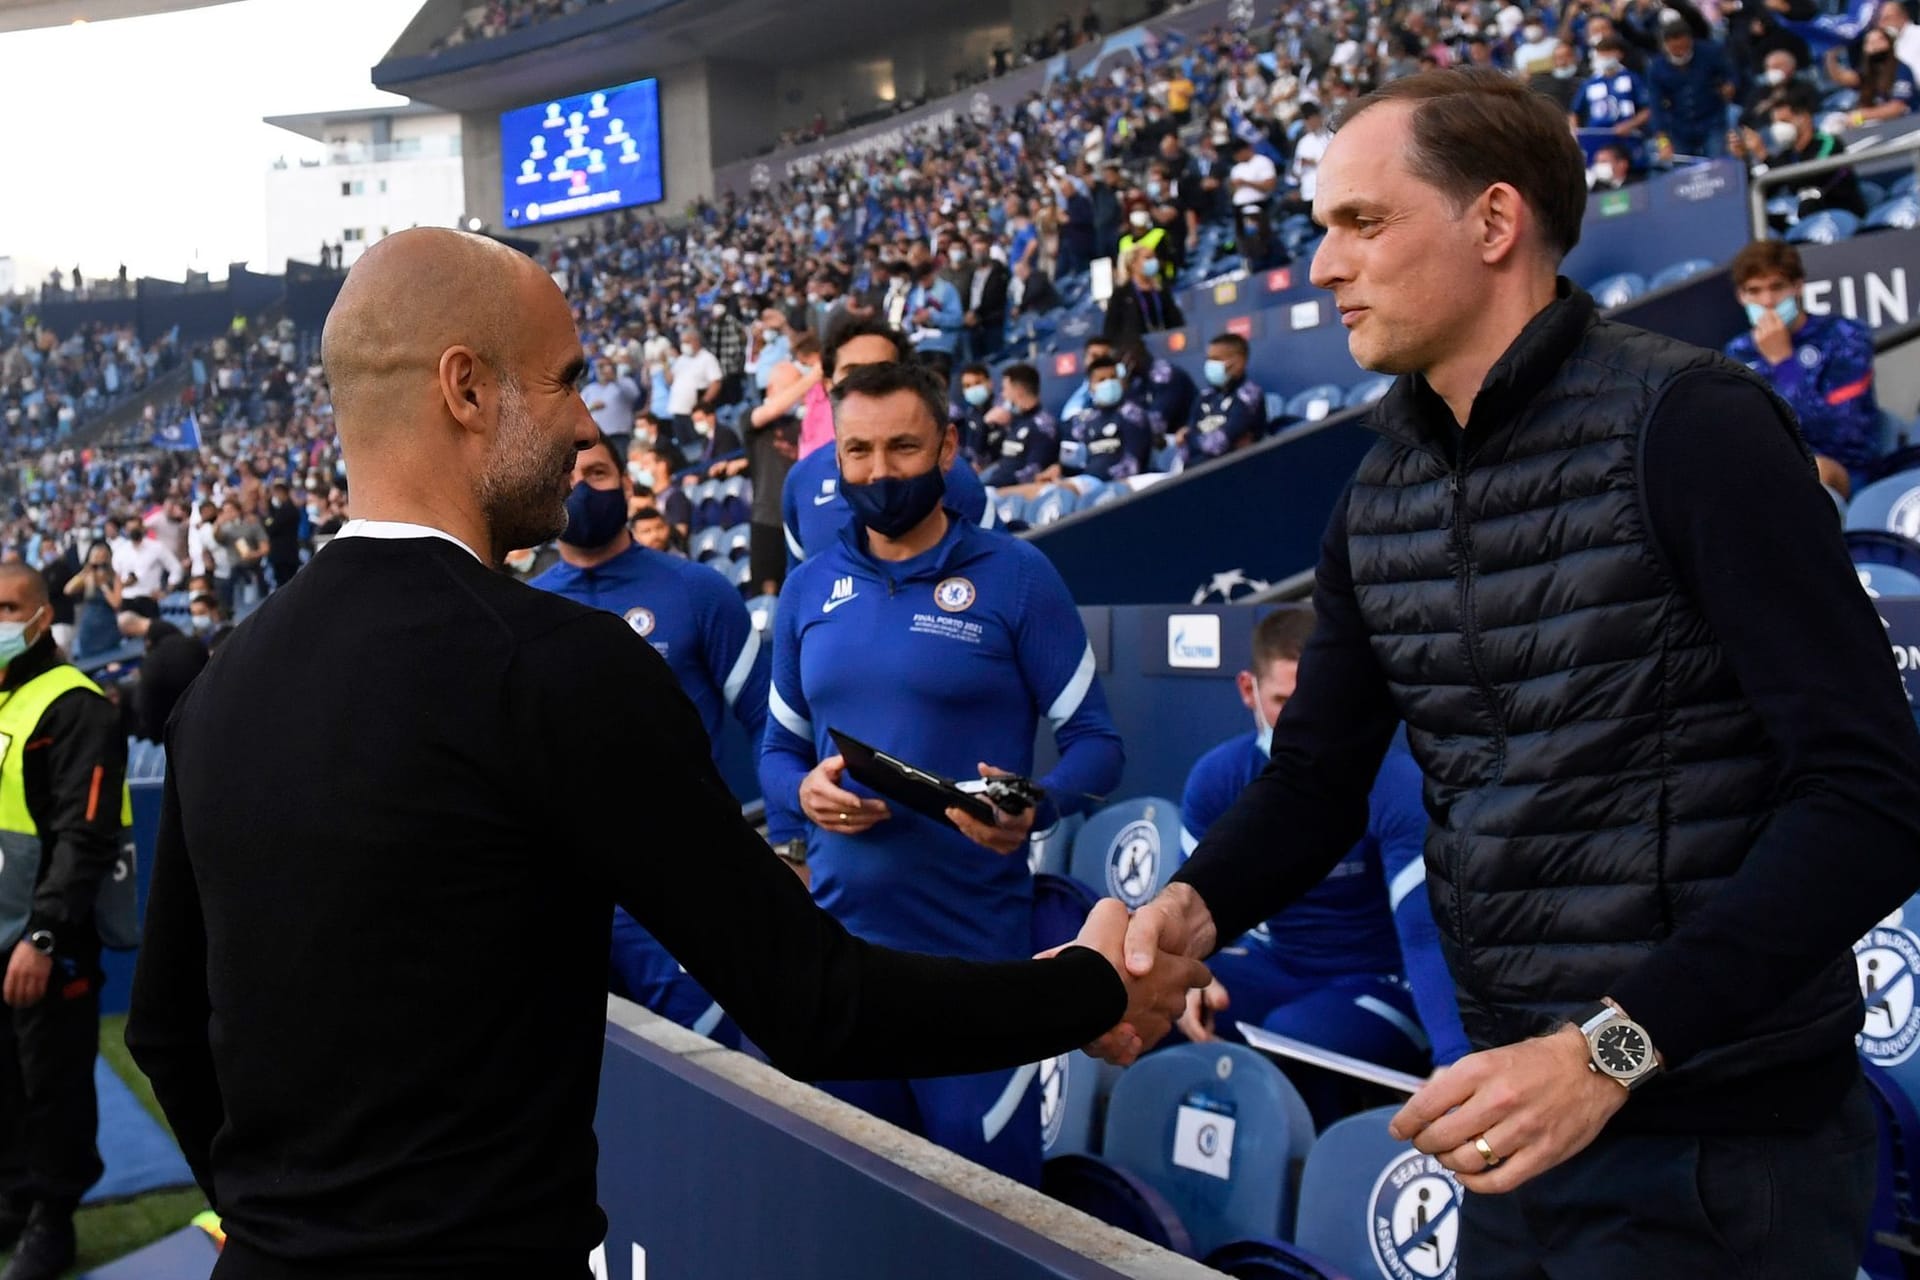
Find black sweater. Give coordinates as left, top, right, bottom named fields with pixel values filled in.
left=1177, top=368, right=1920, bottom=1133
left=125, top=536, right=1126, bottom=1277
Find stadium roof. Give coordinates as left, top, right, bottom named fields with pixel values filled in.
left=0, top=0, right=239, bottom=33
left=263, top=101, right=447, bottom=142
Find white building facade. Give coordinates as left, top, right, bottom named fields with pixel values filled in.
left=264, top=105, right=465, bottom=271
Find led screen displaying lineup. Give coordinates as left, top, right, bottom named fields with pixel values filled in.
left=500, top=77, right=663, bottom=229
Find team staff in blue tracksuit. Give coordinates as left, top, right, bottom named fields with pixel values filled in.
left=1047, top=356, right=1155, bottom=483
left=531, top=432, right=770, bottom=1048
left=1723, top=239, right=1882, bottom=488
left=1175, top=610, right=1470, bottom=1109
left=1183, top=333, right=1269, bottom=465
left=760, top=360, right=1123, bottom=1184
left=781, top=320, right=994, bottom=572
left=979, top=364, right=1061, bottom=488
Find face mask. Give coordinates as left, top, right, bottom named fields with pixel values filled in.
left=1593, top=56, right=1620, bottom=74
left=1764, top=66, right=1788, bottom=85
left=1130, top=210, right=1152, bottom=229
left=694, top=417, right=714, bottom=438
left=190, top=613, right=213, bottom=634
left=1250, top=679, right=1274, bottom=757
left=840, top=461, right=947, bottom=539
left=0, top=608, right=43, bottom=670
left=1146, top=181, right=1164, bottom=200
left=949, top=248, right=968, bottom=266
left=1554, top=63, right=1578, bottom=78
left=1593, top=163, right=1617, bottom=185
left=1524, top=25, right=1544, bottom=41
left=963, top=384, right=991, bottom=407
left=629, top=462, right=657, bottom=489
left=1204, top=358, right=1231, bottom=388
left=559, top=481, right=629, bottom=548
left=1744, top=296, right=1801, bottom=327
left=1768, top=120, right=1800, bottom=153
left=1092, top=379, right=1124, bottom=407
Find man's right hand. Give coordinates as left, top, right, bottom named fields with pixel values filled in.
left=1086, top=883, right=1219, bottom=1065
left=1177, top=977, right=1230, bottom=1042
left=1069, top=899, right=1212, bottom=1056
left=799, top=754, right=892, bottom=835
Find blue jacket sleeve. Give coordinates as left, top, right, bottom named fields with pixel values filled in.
left=1014, top=548, right=1124, bottom=826
left=757, top=573, right=818, bottom=830
left=781, top=463, right=806, bottom=571
left=1180, top=745, right=1236, bottom=860
left=704, top=580, right=769, bottom=749
left=1371, top=749, right=1469, bottom=1066
left=1773, top=321, right=1879, bottom=463
left=931, top=281, right=964, bottom=336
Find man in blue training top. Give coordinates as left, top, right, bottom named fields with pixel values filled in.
left=1176, top=608, right=1469, bottom=1110
left=781, top=318, right=994, bottom=571
left=531, top=431, right=770, bottom=1048
left=1724, top=239, right=1882, bottom=493
left=1183, top=333, right=1268, bottom=466
left=760, top=360, right=1124, bottom=1185
left=952, top=363, right=999, bottom=467
left=979, top=364, right=1061, bottom=488
left=1571, top=36, right=1652, bottom=135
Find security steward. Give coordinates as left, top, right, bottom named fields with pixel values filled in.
left=0, top=564, right=129, bottom=1280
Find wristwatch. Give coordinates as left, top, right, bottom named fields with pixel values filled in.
left=1574, top=1000, right=1661, bottom=1090
left=771, top=838, right=809, bottom=868
left=26, top=930, right=54, bottom=957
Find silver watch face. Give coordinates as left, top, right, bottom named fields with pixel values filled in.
left=1592, top=1020, right=1651, bottom=1078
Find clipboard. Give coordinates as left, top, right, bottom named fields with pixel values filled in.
left=829, top=728, right=998, bottom=828
left=1237, top=1023, right=1428, bottom=1095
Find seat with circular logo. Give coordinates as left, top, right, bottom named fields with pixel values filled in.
left=1284, top=385, right=1348, bottom=426
left=1071, top=796, right=1183, bottom=909
left=1855, top=897, right=1920, bottom=1111
left=1028, top=486, right=1077, bottom=528
left=1785, top=210, right=1861, bottom=245
left=1295, top=1106, right=1464, bottom=1280
left=689, top=526, right=727, bottom=564
left=1100, top=1042, right=1316, bottom=1257
left=744, top=594, right=777, bottom=635
left=1586, top=272, right=1647, bottom=310
left=1847, top=468, right=1920, bottom=538
left=1028, top=811, right=1084, bottom=878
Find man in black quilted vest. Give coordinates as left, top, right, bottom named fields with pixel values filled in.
left=1102, top=69, right=1920, bottom=1276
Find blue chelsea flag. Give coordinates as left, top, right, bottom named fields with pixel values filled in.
left=155, top=411, right=202, bottom=452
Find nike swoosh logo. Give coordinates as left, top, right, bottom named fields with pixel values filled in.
left=813, top=493, right=839, bottom=506
left=822, top=594, right=860, bottom=614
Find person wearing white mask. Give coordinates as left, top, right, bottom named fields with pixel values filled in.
left=1515, top=16, right=1560, bottom=72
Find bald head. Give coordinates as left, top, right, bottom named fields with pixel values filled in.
left=321, top=228, right=568, bottom=443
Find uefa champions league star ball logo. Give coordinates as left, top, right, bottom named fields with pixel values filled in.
left=624, top=607, right=656, bottom=638
left=1191, top=568, right=1272, bottom=605
left=1857, top=910, right=1920, bottom=1066
left=1106, top=818, right=1161, bottom=906
left=1370, top=1150, right=1461, bottom=1280
left=1039, top=1055, right=1068, bottom=1150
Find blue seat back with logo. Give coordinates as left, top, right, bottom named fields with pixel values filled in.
left=1029, top=486, right=1076, bottom=528
left=1854, top=897, right=1920, bottom=1112
left=1027, top=811, right=1083, bottom=878
left=1038, top=1050, right=1110, bottom=1161
left=1848, top=469, right=1920, bottom=538
left=1859, top=564, right=1920, bottom=598
left=1848, top=530, right=1920, bottom=578
left=1284, top=385, right=1347, bottom=425
left=1071, top=796, right=1182, bottom=908
left=1102, top=1043, right=1311, bottom=1256
left=1296, top=1107, right=1464, bottom=1280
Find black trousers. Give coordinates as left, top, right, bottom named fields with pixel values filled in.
left=748, top=522, right=786, bottom=595
left=1460, top=1075, right=1877, bottom=1279
left=0, top=934, right=102, bottom=1209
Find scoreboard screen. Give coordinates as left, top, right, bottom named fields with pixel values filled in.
left=501, top=77, right=663, bottom=229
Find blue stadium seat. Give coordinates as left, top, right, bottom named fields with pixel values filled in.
left=1296, top=1106, right=1464, bottom=1280
left=1078, top=480, right=1121, bottom=509
left=1265, top=392, right=1287, bottom=424
left=1847, top=468, right=1920, bottom=537
left=1202, top=1239, right=1357, bottom=1279
left=1859, top=1058, right=1920, bottom=1279
left=1648, top=258, right=1715, bottom=291
left=1041, top=1154, right=1194, bottom=1255
left=1848, top=529, right=1920, bottom=578
left=1071, top=797, right=1182, bottom=908
left=728, top=557, right=755, bottom=594
left=1823, top=87, right=1862, bottom=113
left=1150, top=439, right=1182, bottom=473
left=1345, top=374, right=1395, bottom=408
left=723, top=522, right=752, bottom=561
left=994, top=492, right=1028, bottom=527
left=1588, top=272, right=1647, bottom=309
left=1859, top=563, right=1920, bottom=597
left=1895, top=171, right=1919, bottom=199
left=1787, top=210, right=1861, bottom=245
left=1102, top=1043, right=1315, bottom=1255
left=1284, top=385, right=1347, bottom=425
left=719, top=475, right=752, bottom=526
left=1028, top=486, right=1077, bottom=528
left=1028, top=811, right=1084, bottom=878
left=745, top=594, right=777, bottom=634
left=691, top=479, right=723, bottom=529
left=1032, top=871, right=1098, bottom=952
left=1860, top=179, right=1890, bottom=212
left=1870, top=197, right=1920, bottom=233
left=689, top=526, right=726, bottom=563
left=1038, top=1051, right=1110, bottom=1161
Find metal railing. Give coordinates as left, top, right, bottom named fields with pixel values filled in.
left=1748, top=129, right=1920, bottom=239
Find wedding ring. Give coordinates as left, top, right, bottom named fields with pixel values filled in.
left=1474, top=1136, right=1503, bottom=1169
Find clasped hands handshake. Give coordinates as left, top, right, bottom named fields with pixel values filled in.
left=1049, top=886, right=1218, bottom=1061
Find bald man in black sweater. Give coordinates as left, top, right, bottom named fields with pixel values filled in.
left=125, top=229, right=1207, bottom=1280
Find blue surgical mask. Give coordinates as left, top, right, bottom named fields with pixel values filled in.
left=559, top=481, right=629, bottom=548
left=840, top=461, right=947, bottom=539
left=628, top=462, right=657, bottom=489
left=0, top=608, right=44, bottom=670
left=1744, top=297, right=1801, bottom=327
left=1092, top=379, right=1124, bottom=407
left=1204, top=359, right=1231, bottom=388
left=963, top=384, right=991, bottom=407
left=189, top=613, right=213, bottom=634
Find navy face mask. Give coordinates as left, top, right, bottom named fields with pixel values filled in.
left=841, top=461, right=947, bottom=539
left=559, top=481, right=629, bottom=548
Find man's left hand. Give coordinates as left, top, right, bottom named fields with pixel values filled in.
left=945, top=763, right=1037, bottom=855
left=1387, top=1024, right=1627, bottom=1194
left=3, top=942, right=51, bottom=1009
